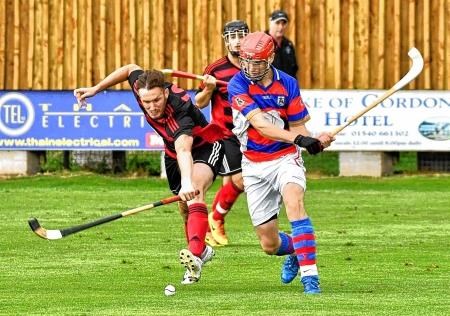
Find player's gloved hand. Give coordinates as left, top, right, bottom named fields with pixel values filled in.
left=294, top=135, right=324, bottom=155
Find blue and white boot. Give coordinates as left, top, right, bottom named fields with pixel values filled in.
left=281, top=255, right=299, bottom=284
left=301, top=275, right=321, bottom=294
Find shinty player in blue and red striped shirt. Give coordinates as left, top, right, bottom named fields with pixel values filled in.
left=195, top=20, right=249, bottom=247
left=228, top=32, right=334, bottom=294
left=74, top=65, right=225, bottom=285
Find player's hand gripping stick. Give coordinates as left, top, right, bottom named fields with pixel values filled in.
left=294, top=135, right=324, bottom=155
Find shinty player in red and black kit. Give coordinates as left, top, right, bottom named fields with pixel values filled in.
left=74, top=65, right=224, bottom=285
left=128, top=70, right=212, bottom=165
left=195, top=20, right=249, bottom=247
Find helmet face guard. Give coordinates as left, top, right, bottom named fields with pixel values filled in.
left=223, top=30, right=249, bottom=56
left=222, top=20, right=249, bottom=56
left=238, top=32, right=275, bottom=82
left=239, top=57, right=272, bottom=82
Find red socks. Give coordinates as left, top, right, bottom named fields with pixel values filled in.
left=187, top=203, right=209, bottom=257
left=211, top=181, right=243, bottom=222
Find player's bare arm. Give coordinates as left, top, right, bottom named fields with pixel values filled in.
left=174, top=134, right=196, bottom=201
left=248, top=111, right=325, bottom=155
left=194, top=74, right=217, bottom=108
left=74, top=64, right=142, bottom=106
left=288, top=122, right=311, bottom=137
left=248, top=110, right=298, bottom=143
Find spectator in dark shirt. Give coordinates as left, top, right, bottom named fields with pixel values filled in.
left=266, top=10, right=299, bottom=79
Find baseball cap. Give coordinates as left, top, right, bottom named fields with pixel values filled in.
left=270, top=10, right=288, bottom=22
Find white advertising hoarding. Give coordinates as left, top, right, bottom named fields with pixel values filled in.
left=303, top=90, right=450, bottom=151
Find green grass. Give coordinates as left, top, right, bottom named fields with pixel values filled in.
left=42, top=151, right=419, bottom=177
left=1, top=173, right=449, bottom=315
left=300, top=151, right=418, bottom=176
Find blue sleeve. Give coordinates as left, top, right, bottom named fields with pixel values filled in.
left=228, top=74, right=259, bottom=117
left=284, top=76, right=309, bottom=123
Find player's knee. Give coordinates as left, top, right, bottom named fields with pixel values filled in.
left=188, top=196, right=206, bottom=205
left=232, top=174, right=245, bottom=191
left=284, top=197, right=305, bottom=212
left=283, top=183, right=304, bottom=202
left=191, top=181, right=212, bottom=200
left=283, top=188, right=305, bottom=213
left=189, top=186, right=207, bottom=201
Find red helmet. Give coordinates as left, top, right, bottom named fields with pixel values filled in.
left=239, top=32, right=274, bottom=81
left=239, top=32, right=274, bottom=61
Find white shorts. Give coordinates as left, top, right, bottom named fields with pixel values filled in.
left=241, top=151, right=307, bottom=226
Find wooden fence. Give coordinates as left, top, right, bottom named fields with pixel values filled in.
left=0, top=0, right=449, bottom=91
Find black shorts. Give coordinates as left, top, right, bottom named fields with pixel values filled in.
left=219, top=136, right=242, bottom=176
left=165, top=141, right=224, bottom=195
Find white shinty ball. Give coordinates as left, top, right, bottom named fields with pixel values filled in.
left=164, top=284, right=176, bottom=296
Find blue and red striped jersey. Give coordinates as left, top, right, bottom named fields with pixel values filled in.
left=228, top=67, right=310, bottom=162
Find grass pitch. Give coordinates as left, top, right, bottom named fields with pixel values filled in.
left=1, top=173, right=449, bottom=315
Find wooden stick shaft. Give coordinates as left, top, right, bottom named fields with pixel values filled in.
left=161, top=69, right=228, bottom=86
left=59, top=194, right=184, bottom=237
left=330, top=47, right=423, bottom=137
left=121, top=195, right=181, bottom=217
left=330, top=87, right=396, bottom=137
